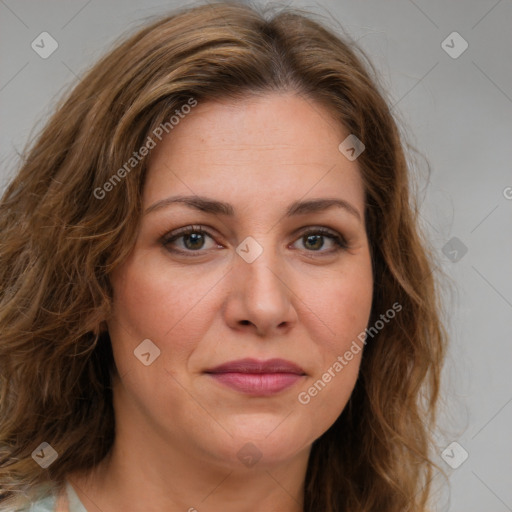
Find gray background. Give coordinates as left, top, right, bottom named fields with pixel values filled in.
left=1, top=0, right=511, bottom=510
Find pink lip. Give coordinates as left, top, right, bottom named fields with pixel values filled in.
left=205, top=358, right=306, bottom=396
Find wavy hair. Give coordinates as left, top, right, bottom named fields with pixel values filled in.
left=0, top=2, right=447, bottom=510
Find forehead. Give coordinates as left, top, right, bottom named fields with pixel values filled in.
left=144, top=93, right=365, bottom=214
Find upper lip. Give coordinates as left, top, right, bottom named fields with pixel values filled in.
left=205, top=358, right=306, bottom=375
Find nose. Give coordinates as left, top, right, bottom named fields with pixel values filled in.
left=223, top=243, right=298, bottom=338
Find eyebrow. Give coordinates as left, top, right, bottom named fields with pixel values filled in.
left=144, top=195, right=362, bottom=221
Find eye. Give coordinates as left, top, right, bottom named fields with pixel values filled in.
left=161, top=225, right=220, bottom=255
left=161, top=225, right=348, bottom=256
left=291, top=227, right=348, bottom=254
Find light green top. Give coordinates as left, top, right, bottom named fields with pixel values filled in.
left=23, top=482, right=87, bottom=512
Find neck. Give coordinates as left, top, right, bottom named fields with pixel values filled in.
left=69, top=388, right=309, bottom=512
left=70, top=442, right=308, bottom=512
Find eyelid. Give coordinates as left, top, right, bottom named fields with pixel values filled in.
left=159, top=224, right=222, bottom=250
left=292, top=226, right=349, bottom=252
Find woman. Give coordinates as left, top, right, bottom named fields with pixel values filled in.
left=0, top=2, right=447, bottom=511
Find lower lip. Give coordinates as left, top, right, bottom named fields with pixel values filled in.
left=207, top=372, right=303, bottom=395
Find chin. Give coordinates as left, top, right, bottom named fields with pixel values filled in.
left=201, top=415, right=314, bottom=469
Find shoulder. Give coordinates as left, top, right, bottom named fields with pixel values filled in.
left=26, top=495, right=57, bottom=511
left=1, top=483, right=57, bottom=512
left=3, top=482, right=86, bottom=512
left=13, top=493, right=56, bottom=512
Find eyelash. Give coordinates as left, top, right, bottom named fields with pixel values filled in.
left=160, top=224, right=348, bottom=257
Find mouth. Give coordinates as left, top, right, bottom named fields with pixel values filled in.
left=204, top=358, right=306, bottom=396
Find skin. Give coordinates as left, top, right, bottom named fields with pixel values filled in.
left=70, top=92, right=374, bottom=512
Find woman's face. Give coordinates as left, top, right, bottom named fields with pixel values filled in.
left=107, top=92, right=373, bottom=470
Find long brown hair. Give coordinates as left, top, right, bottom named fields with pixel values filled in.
left=0, top=2, right=447, bottom=510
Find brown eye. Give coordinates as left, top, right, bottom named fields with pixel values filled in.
left=161, top=225, right=219, bottom=254
left=292, top=228, right=348, bottom=254
left=181, top=232, right=207, bottom=250
left=302, top=234, right=324, bottom=251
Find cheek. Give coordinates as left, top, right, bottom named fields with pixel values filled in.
left=316, top=261, right=373, bottom=354
left=296, top=261, right=372, bottom=424
left=107, top=253, right=220, bottom=371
